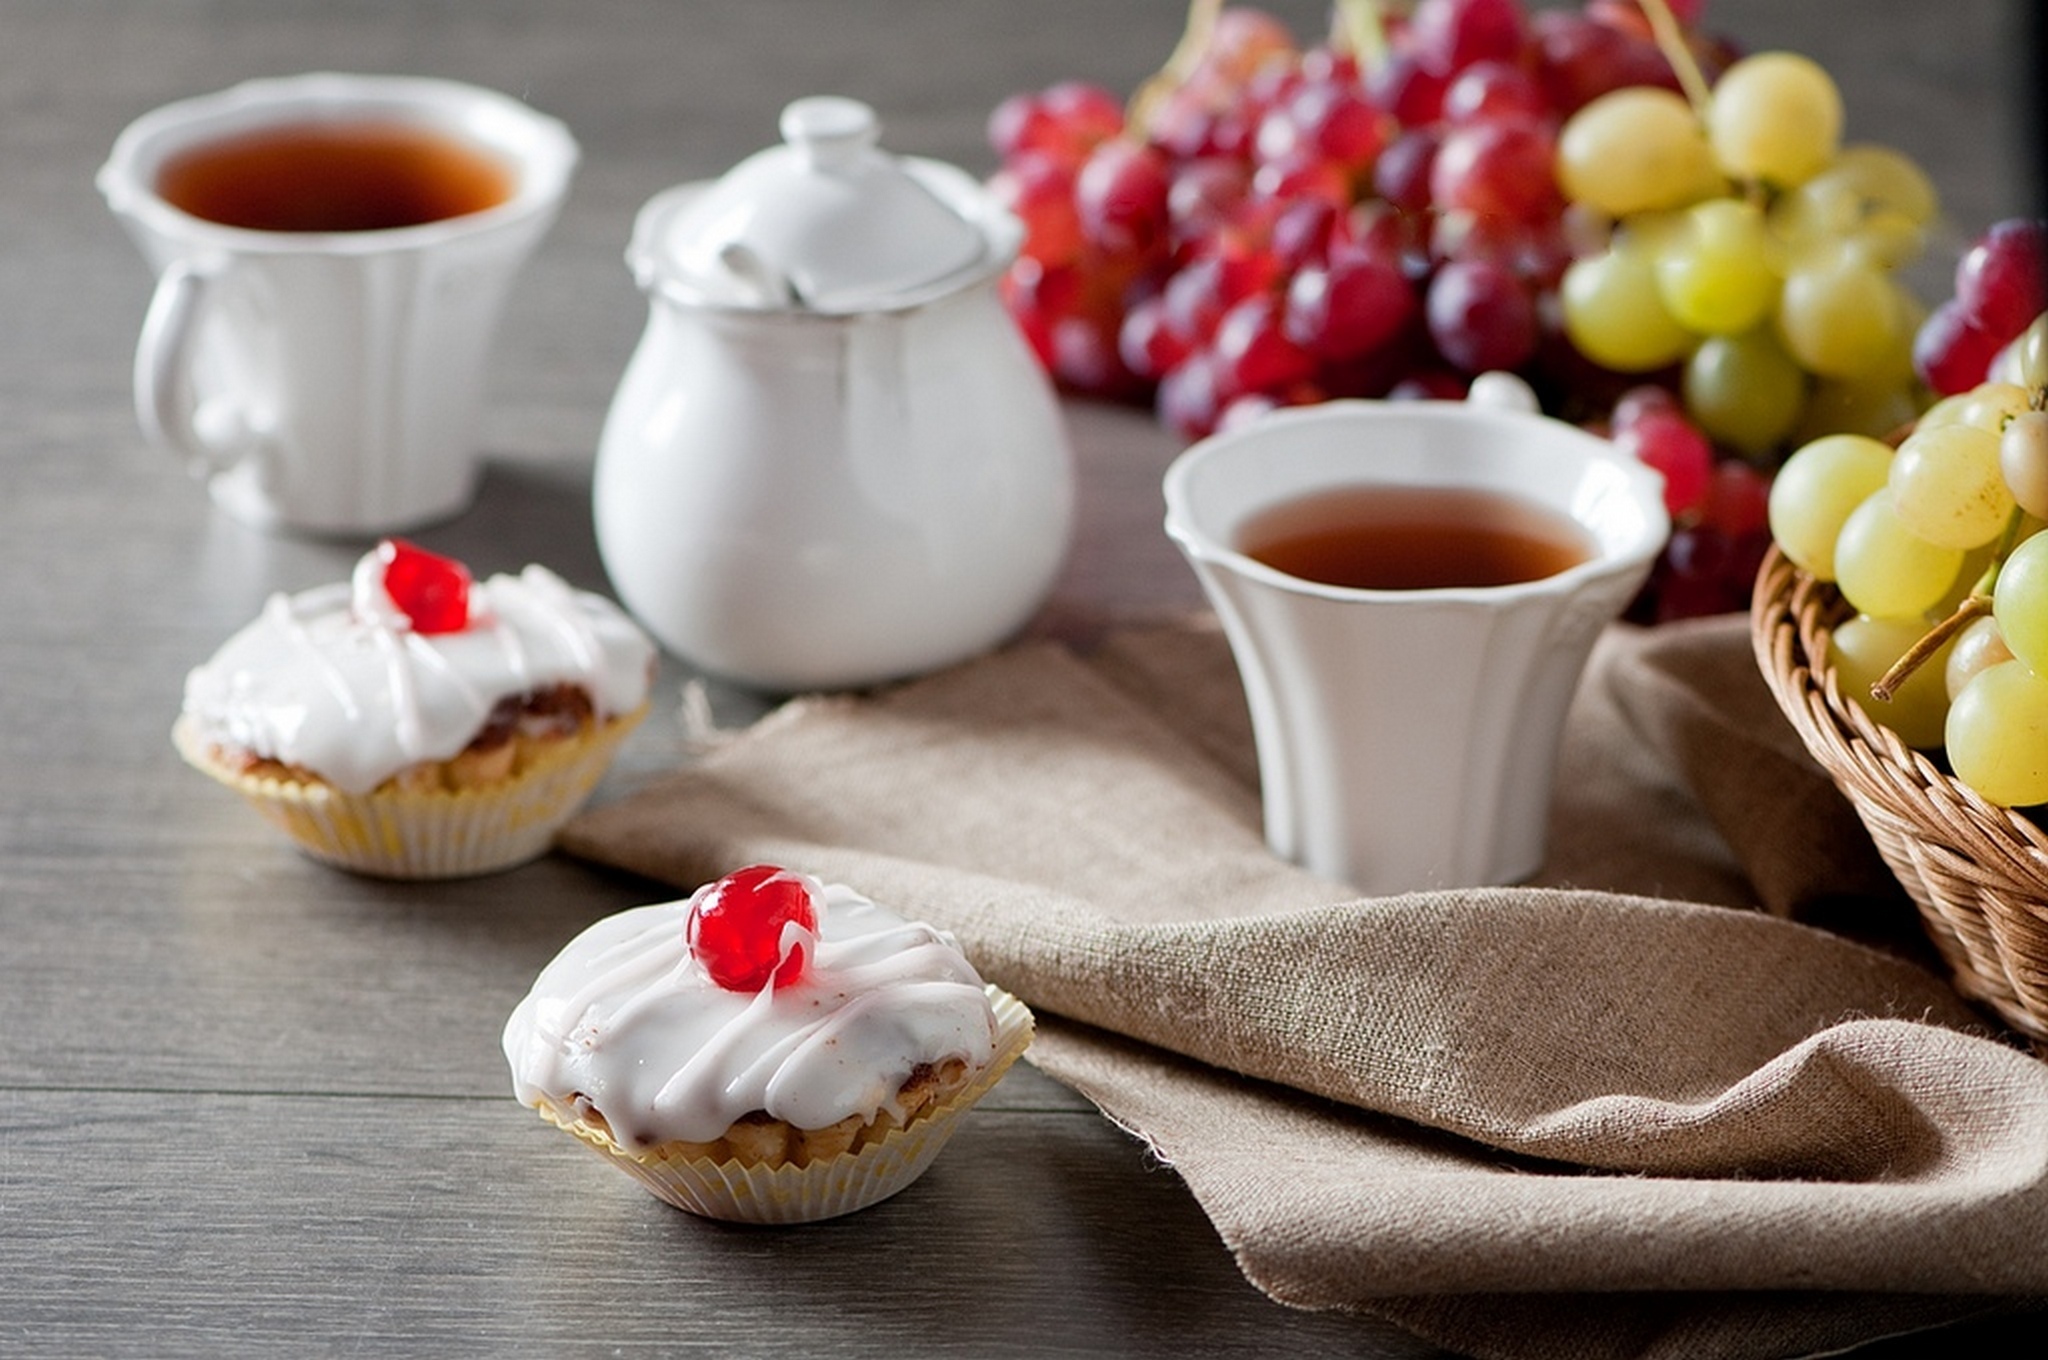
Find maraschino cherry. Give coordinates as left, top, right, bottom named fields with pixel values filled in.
left=378, top=538, right=472, bottom=635
left=687, top=865, right=819, bottom=991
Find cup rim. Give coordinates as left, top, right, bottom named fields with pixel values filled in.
left=1161, top=398, right=1671, bottom=605
left=96, top=71, right=580, bottom=255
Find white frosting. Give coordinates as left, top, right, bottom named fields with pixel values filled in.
left=502, top=876, right=996, bottom=1152
left=181, top=552, right=656, bottom=794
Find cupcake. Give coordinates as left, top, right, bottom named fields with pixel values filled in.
left=174, top=538, right=656, bottom=878
left=502, top=865, right=1033, bottom=1223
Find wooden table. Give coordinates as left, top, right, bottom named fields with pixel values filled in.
left=1, top=2, right=2034, bottom=1354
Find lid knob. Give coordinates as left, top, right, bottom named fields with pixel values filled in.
left=779, top=96, right=879, bottom=172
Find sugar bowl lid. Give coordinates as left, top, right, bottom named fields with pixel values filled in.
left=633, top=96, right=1004, bottom=314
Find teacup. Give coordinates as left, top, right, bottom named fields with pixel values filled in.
left=98, top=73, right=578, bottom=536
left=1163, top=399, right=1669, bottom=896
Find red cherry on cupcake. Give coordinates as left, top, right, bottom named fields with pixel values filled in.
left=378, top=538, right=472, bottom=635
left=687, top=865, right=819, bottom=991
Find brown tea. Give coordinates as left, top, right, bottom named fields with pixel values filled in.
left=157, top=120, right=515, bottom=232
left=1237, top=483, right=1594, bottom=590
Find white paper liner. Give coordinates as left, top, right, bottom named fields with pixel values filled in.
left=173, top=706, right=645, bottom=879
left=536, top=986, right=1034, bottom=1224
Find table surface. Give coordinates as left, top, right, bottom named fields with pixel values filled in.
left=2, top=2, right=2037, bottom=1356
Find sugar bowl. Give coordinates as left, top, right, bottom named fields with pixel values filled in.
left=594, top=97, right=1074, bottom=691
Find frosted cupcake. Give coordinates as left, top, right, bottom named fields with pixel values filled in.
left=174, top=539, right=656, bottom=878
left=503, top=865, right=1033, bottom=1223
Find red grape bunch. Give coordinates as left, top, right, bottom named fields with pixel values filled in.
left=986, top=0, right=1955, bottom=621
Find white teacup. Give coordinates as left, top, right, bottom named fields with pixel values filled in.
left=98, top=73, right=578, bottom=536
left=1164, top=399, right=1669, bottom=896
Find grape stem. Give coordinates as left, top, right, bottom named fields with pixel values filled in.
left=1332, top=0, right=1391, bottom=71
left=1868, top=507, right=2028, bottom=702
left=1869, top=594, right=1990, bottom=703
left=1637, top=0, right=1715, bottom=117
left=1128, top=0, right=1223, bottom=139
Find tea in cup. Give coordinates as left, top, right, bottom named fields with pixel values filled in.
left=1163, top=399, right=1668, bottom=895
left=98, top=73, right=578, bottom=536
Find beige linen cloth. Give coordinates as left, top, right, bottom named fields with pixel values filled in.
left=560, top=613, right=2048, bottom=1359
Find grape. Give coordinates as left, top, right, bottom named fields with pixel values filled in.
left=1933, top=543, right=1999, bottom=621
left=1706, top=52, right=1842, bottom=188
left=1704, top=459, right=1773, bottom=539
left=1348, top=201, right=1431, bottom=278
left=1947, top=660, right=2048, bottom=807
left=1954, top=218, right=2048, bottom=339
left=1161, top=247, right=1271, bottom=345
left=2002, top=410, right=2048, bottom=521
left=1765, top=433, right=1892, bottom=580
left=1825, top=144, right=1941, bottom=225
left=1075, top=139, right=1172, bottom=257
left=1046, top=310, right=1140, bottom=399
left=1994, top=530, right=2048, bottom=673
left=2017, top=314, right=2048, bottom=388
left=1611, top=382, right=1679, bottom=431
left=1833, top=491, right=1963, bottom=618
left=1886, top=422, right=2014, bottom=550
left=1682, top=328, right=1805, bottom=456
left=1913, top=297, right=2007, bottom=397
left=988, top=82, right=1124, bottom=165
left=1425, top=258, right=1538, bottom=373
left=1919, top=381, right=2029, bottom=436
left=1255, top=80, right=1386, bottom=172
left=1251, top=152, right=1351, bottom=210
left=1555, top=87, right=1718, bottom=217
left=1769, top=148, right=1937, bottom=270
left=1955, top=381, right=2033, bottom=431
left=1192, top=6, right=1298, bottom=85
left=1283, top=252, right=1415, bottom=361
left=1560, top=241, right=1695, bottom=372
left=991, top=154, right=1085, bottom=265
left=1656, top=523, right=1762, bottom=620
left=1656, top=198, right=1779, bottom=335
left=1117, top=294, right=1187, bottom=382
left=1367, top=51, right=1450, bottom=127
left=1430, top=118, right=1562, bottom=222
left=1156, top=349, right=1225, bottom=438
left=1210, top=293, right=1317, bottom=400
left=1947, top=615, right=2015, bottom=701
left=1829, top=613, right=1953, bottom=749
left=1430, top=209, right=1571, bottom=288
left=1166, top=157, right=1252, bottom=245
left=1441, top=60, right=1548, bottom=124
left=1265, top=196, right=1343, bottom=272
left=1371, top=127, right=1442, bottom=214
left=1406, top=0, right=1528, bottom=77
left=1790, top=376, right=1919, bottom=446
left=1531, top=8, right=1677, bottom=114
left=1777, top=252, right=1911, bottom=380
left=1616, top=408, right=1714, bottom=518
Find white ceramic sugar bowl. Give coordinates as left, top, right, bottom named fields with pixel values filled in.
left=594, top=96, right=1074, bottom=692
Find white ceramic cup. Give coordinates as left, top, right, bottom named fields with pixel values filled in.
left=98, top=73, right=578, bottom=536
left=1163, top=399, right=1669, bottom=896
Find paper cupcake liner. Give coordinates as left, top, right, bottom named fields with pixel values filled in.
left=173, top=705, right=646, bottom=880
left=535, top=986, right=1034, bottom=1224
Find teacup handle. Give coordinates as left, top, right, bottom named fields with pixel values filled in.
left=134, top=255, right=259, bottom=475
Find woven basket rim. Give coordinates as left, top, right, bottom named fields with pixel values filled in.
left=1749, top=546, right=2048, bottom=1043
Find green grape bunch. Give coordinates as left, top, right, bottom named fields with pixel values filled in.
left=1768, top=312, right=2048, bottom=809
left=1556, top=38, right=1938, bottom=458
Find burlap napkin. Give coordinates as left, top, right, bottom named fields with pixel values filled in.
left=559, top=614, right=2048, bottom=1360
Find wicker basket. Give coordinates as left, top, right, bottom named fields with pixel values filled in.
left=1750, top=546, right=2048, bottom=1046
